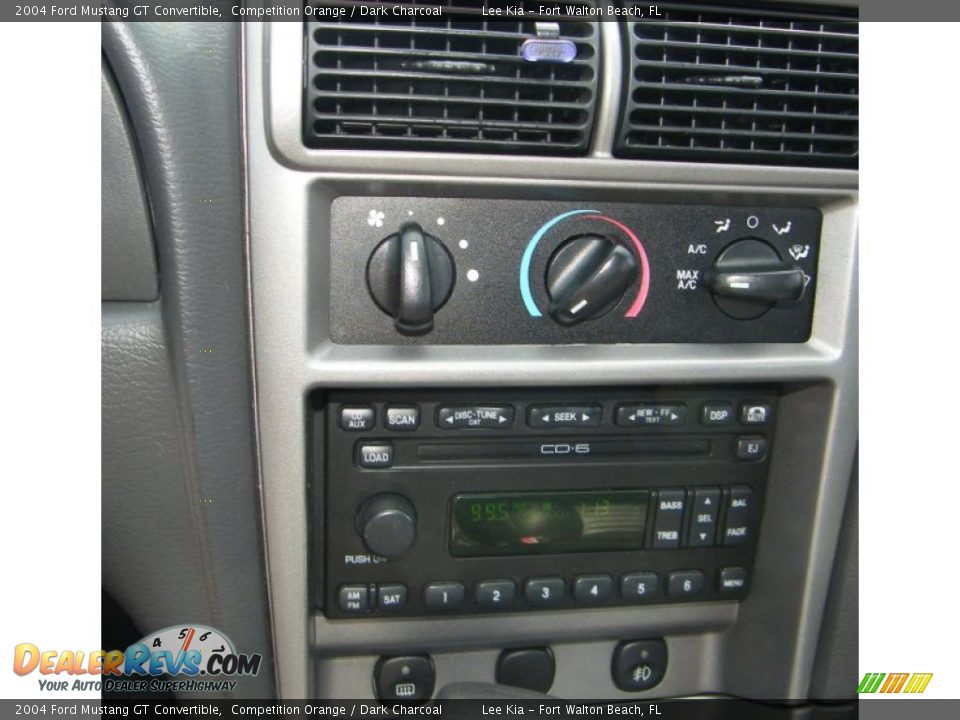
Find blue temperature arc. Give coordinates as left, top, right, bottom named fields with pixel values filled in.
left=520, top=209, right=599, bottom=317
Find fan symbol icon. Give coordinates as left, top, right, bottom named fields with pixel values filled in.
left=367, top=210, right=385, bottom=228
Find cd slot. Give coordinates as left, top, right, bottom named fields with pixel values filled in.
left=416, top=437, right=711, bottom=464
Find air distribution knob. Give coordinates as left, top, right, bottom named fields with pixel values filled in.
left=545, top=234, right=640, bottom=325
left=704, top=238, right=808, bottom=319
left=356, top=493, right=417, bottom=559
left=366, top=222, right=455, bottom=336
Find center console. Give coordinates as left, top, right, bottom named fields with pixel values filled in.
left=245, top=9, right=859, bottom=704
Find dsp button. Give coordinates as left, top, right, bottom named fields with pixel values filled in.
left=701, top=402, right=734, bottom=426
left=528, top=405, right=601, bottom=429
left=652, top=489, right=686, bottom=549
left=722, top=486, right=753, bottom=546
left=437, top=406, right=514, bottom=429
left=616, top=404, right=686, bottom=427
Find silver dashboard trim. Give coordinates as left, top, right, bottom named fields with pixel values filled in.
left=246, top=21, right=858, bottom=700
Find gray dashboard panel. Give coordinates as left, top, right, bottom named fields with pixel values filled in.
left=102, top=22, right=274, bottom=698
left=245, top=18, right=858, bottom=701
left=101, top=63, right=157, bottom=302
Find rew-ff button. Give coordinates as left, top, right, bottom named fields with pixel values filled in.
left=616, top=404, right=686, bottom=427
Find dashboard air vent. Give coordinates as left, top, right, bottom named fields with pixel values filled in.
left=615, top=4, right=858, bottom=168
left=304, top=3, right=599, bottom=155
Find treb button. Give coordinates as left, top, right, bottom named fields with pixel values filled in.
left=652, top=489, right=686, bottom=549
left=528, top=405, right=601, bottom=429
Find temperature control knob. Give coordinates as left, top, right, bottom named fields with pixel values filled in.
left=356, top=493, right=417, bottom=559
left=366, top=222, right=455, bottom=336
left=545, top=234, right=640, bottom=325
left=704, top=238, right=807, bottom=320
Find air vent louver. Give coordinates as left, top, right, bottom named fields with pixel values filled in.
left=304, top=3, right=599, bottom=154
left=615, top=4, right=858, bottom=168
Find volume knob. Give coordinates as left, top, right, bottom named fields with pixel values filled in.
left=356, top=493, right=417, bottom=559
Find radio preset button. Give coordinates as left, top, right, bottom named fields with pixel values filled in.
left=574, top=575, right=614, bottom=604
left=740, top=402, right=773, bottom=426
left=616, top=404, right=686, bottom=427
left=652, top=489, right=686, bottom=549
left=735, top=436, right=768, bottom=461
left=688, top=487, right=721, bottom=547
left=528, top=404, right=602, bottom=429
left=620, top=572, right=661, bottom=602
left=385, top=406, right=420, bottom=431
left=437, top=406, right=515, bottom=429
left=340, top=406, right=375, bottom=432
left=337, top=584, right=370, bottom=613
left=476, top=580, right=516, bottom=609
left=524, top=578, right=566, bottom=607
left=377, top=584, right=408, bottom=611
left=722, top=486, right=753, bottom=546
left=701, top=402, right=734, bottom=426
left=424, top=582, right=465, bottom=611
left=667, top=570, right=705, bottom=598
left=357, top=442, right=394, bottom=469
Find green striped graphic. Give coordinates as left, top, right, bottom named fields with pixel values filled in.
left=858, top=673, right=886, bottom=693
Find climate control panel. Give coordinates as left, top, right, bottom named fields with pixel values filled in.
left=328, top=198, right=821, bottom=344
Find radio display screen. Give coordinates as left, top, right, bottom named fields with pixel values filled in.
left=449, top=490, right=649, bottom=557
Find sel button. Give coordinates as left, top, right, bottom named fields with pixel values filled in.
left=687, top=487, right=721, bottom=547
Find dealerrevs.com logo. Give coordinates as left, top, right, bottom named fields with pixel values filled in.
left=13, top=624, right=262, bottom=693
left=858, top=672, right=934, bottom=694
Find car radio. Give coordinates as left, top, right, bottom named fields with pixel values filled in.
left=317, top=387, right=775, bottom=619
